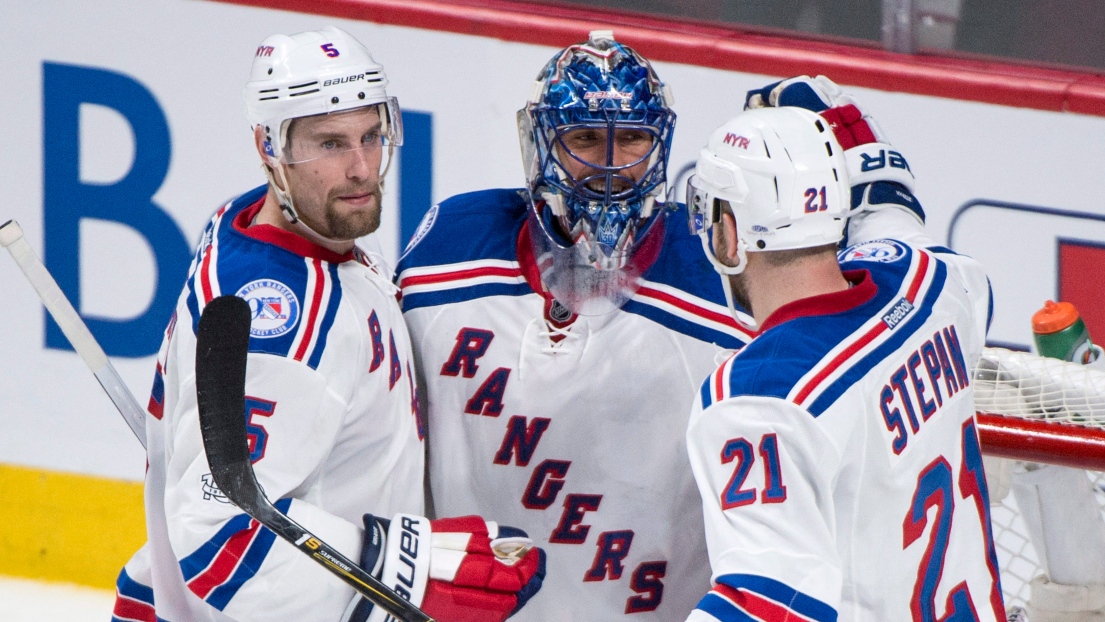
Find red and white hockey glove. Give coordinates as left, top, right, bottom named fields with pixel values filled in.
left=745, top=75, right=924, bottom=224
left=344, top=514, right=546, bottom=622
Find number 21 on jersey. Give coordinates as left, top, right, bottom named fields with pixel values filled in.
left=904, top=419, right=1004, bottom=622
left=719, top=433, right=787, bottom=509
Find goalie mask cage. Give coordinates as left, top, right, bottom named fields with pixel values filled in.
left=975, top=346, right=1105, bottom=610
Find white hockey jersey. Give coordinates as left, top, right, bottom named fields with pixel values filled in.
left=686, top=210, right=1001, bottom=621
left=396, top=189, right=753, bottom=621
left=113, top=185, right=424, bottom=622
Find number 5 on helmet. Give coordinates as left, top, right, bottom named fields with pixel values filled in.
left=345, top=514, right=546, bottom=622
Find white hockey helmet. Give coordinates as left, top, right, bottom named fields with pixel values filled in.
left=245, top=26, right=402, bottom=162
left=687, top=106, right=849, bottom=276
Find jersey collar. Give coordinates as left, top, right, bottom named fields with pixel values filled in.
left=516, top=221, right=551, bottom=299
left=758, top=269, right=876, bottom=332
left=232, top=197, right=356, bottom=264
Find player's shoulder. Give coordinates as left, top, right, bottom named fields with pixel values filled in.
left=699, top=326, right=833, bottom=417
left=184, top=185, right=353, bottom=368
left=398, top=188, right=528, bottom=270
left=699, top=258, right=929, bottom=417
left=624, top=202, right=755, bottom=349
left=837, top=237, right=918, bottom=272
left=643, top=202, right=727, bottom=298
left=202, top=186, right=343, bottom=298
left=396, top=188, right=532, bottom=313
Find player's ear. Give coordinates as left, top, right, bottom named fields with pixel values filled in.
left=719, top=212, right=740, bottom=264
left=253, top=125, right=271, bottom=164
left=253, top=126, right=285, bottom=191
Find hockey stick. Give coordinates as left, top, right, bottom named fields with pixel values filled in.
left=195, top=295, right=434, bottom=622
left=0, top=219, right=146, bottom=447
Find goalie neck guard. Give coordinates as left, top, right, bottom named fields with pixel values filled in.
left=518, top=30, right=676, bottom=315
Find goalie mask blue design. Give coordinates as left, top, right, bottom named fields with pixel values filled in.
left=520, top=31, right=676, bottom=265
left=518, top=31, right=676, bottom=315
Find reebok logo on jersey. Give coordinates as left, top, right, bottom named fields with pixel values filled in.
left=882, top=297, right=915, bottom=329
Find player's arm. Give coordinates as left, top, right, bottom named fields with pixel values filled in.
left=164, top=350, right=364, bottom=621
left=166, top=342, right=544, bottom=621
left=684, top=394, right=844, bottom=622
left=748, top=75, right=994, bottom=332
left=746, top=75, right=932, bottom=248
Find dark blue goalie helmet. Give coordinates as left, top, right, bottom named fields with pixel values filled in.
left=518, top=30, right=676, bottom=314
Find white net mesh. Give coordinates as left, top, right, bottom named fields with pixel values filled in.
left=989, top=469, right=1105, bottom=609
left=975, top=347, right=1105, bottom=423
left=974, top=347, right=1105, bottom=611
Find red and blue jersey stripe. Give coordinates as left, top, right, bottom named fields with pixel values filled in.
left=701, top=244, right=948, bottom=417
left=695, top=573, right=837, bottom=622
left=178, top=498, right=291, bottom=611
left=182, top=186, right=347, bottom=371
left=112, top=567, right=159, bottom=622
left=397, top=188, right=752, bottom=349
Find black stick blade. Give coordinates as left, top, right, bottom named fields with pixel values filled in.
left=196, top=295, right=257, bottom=509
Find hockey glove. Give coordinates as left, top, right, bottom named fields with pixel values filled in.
left=344, top=514, right=546, bottom=622
left=745, top=75, right=924, bottom=225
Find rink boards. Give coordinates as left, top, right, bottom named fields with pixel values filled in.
left=2, top=0, right=1105, bottom=589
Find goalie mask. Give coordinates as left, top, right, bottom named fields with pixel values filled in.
left=687, top=106, right=849, bottom=277
left=244, top=26, right=403, bottom=234
left=518, top=30, right=676, bottom=315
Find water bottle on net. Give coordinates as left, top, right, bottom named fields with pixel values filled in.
left=1032, top=300, right=1104, bottom=367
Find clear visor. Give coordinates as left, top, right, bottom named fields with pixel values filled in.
left=281, top=98, right=403, bottom=166
left=685, top=174, right=719, bottom=236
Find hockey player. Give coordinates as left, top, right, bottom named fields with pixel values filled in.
left=112, top=27, right=543, bottom=622
left=396, top=30, right=754, bottom=620
left=682, top=92, right=1002, bottom=620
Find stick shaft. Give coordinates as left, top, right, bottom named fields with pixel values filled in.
left=196, top=295, right=433, bottom=621
left=1, top=220, right=147, bottom=447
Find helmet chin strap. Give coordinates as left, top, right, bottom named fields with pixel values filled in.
left=261, top=143, right=396, bottom=251
left=259, top=162, right=356, bottom=252
left=698, top=231, right=758, bottom=331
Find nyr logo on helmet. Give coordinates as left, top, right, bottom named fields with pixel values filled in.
left=723, top=133, right=750, bottom=149
left=838, top=239, right=906, bottom=264
left=235, top=279, right=300, bottom=338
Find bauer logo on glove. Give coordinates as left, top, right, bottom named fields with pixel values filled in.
left=347, top=514, right=546, bottom=622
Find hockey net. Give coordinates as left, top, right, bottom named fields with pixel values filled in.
left=975, top=346, right=1105, bottom=610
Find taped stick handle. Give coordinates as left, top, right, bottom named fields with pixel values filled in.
left=1, top=219, right=147, bottom=447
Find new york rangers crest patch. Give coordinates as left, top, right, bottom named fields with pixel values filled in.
left=838, top=239, right=907, bottom=264
left=235, top=279, right=300, bottom=338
